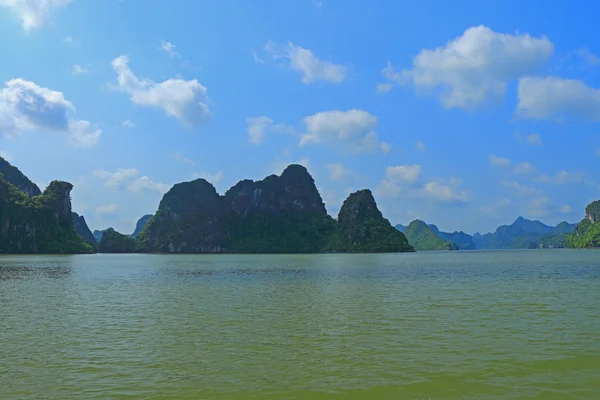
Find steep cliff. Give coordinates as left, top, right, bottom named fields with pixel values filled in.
left=137, top=165, right=412, bottom=253
left=566, top=200, right=600, bottom=248
left=98, top=228, right=136, bottom=253
left=427, top=224, right=475, bottom=250
left=0, top=156, right=41, bottom=197
left=131, top=214, right=153, bottom=238
left=405, top=220, right=458, bottom=251
left=328, top=189, right=413, bottom=252
left=72, top=212, right=97, bottom=249
left=0, top=178, right=91, bottom=254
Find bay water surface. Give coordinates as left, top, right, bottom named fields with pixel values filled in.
left=1, top=250, right=599, bottom=399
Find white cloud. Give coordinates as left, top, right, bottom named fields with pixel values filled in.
left=526, top=133, right=542, bottom=145
left=159, top=40, right=180, bottom=58
left=171, top=152, right=195, bottom=166
left=416, top=141, right=426, bottom=151
left=111, top=55, right=210, bottom=127
left=575, top=47, right=600, bottom=66
left=502, top=181, right=541, bottom=197
left=68, top=120, right=101, bottom=148
left=247, top=116, right=274, bottom=144
left=380, top=142, right=392, bottom=153
left=537, top=170, right=590, bottom=185
left=0, top=78, right=101, bottom=146
left=527, top=197, right=550, bottom=218
left=265, top=41, right=346, bottom=84
left=513, top=162, right=536, bottom=174
left=0, top=0, right=71, bottom=30
left=312, top=0, right=323, bottom=8
left=325, top=162, right=351, bottom=181
left=383, top=25, right=553, bottom=109
left=560, top=204, right=572, bottom=214
left=517, top=76, right=600, bottom=121
left=63, top=36, right=73, bottom=44
left=71, top=64, right=88, bottom=75
left=386, top=164, right=421, bottom=184
left=252, top=51, right=265, bottom=64
left=0, top=150, right=11, bottom=161
left=489, top=154, right=511, bottom=167
left=301, top=109, right=379, bottom=153
left=423, top=180, right=469, bottom=203
left=193, top=170, right=223, bottom=184
left=96, top=204, right=117, bottom=215
left=122, top=120, right=135, bottom=128
left=376, top=83, right=393, bottom=94
left=94, top=168, right=139, bottom=188
left=128, top=176, right=169, bottom=194
left=375, top=180, right=401, bottom=198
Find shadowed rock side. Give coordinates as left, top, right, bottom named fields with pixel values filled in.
left=131, top=214, right=153, bottom=238
left=72, top=212, right=97, bottom=249
left=566, top=200, right=600, bottom=248
left=405, top=220, right=458, bottom=251
left=98, top=228, right=136, bottom=253
left=0, top=155, right=41, bottom=197
left=474, top=217, right=576, bottom=249
left=136, top=165, right=412, bottom=253
left=328, top=190, right=414, bottom=253
left=428, top=224, right=475, bottom=250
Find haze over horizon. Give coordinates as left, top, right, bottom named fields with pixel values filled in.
left=0, top=0, right=598, bottom=234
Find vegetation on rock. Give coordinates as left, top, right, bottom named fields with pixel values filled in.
left=0, top=156, right=42, bottom=197
left=131, top=214, right=153, bottom=238
left=72, top=212, right=97, bottom=249
left=98, top=228, right=136, bottom=253
left=404, top=220, right=458, bottom=251
left=566, top=201, right=600, bottom=248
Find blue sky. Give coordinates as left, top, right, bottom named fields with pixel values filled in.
left=0, top=0, right=599, bottom=234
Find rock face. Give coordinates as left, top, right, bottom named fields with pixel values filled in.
left=137, top=165, right=413, bottom=253
left=131, top=214, right=153, bottom=238
left=566, top=201, right=600, bottom=248
left=404, top=220, right=458, bottom=251
left=0, top=170, right=91, bottom=254
left=328, top=189, right=413, bottom=252
left=93, top=229, right=105, bottom=242
left=98, top=228, right=136, bottom=253
left=72, top=212, right=97, bottom=249
left=0, top=156, right=42, bottom=197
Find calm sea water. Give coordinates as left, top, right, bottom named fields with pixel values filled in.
left=1, top=250, right=599, bottom=399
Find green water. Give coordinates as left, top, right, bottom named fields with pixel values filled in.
left=1, top=250, right=599, bottom=399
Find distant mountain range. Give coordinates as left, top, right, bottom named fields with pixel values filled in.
left=396, top=217, right=577, bottom=251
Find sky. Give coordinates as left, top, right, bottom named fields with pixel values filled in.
left=0, top=0, right=599, bottom=235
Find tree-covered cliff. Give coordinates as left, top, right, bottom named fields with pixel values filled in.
left=136, top=165, right=413, bottom=253
left=566, top=201, right=600, bottom=248
left=131, top=214, right=153, bottom=238
left=0, top=178, right=92, bottom=254
left=328, top=190, right=413, bottom=253
left=404, top=220, right=458, bottom=251
left=98, top=228, right=136, bottom=253
left=0, top=156, right=41, bottom=197
left=72, top=212, right=97, bottom=249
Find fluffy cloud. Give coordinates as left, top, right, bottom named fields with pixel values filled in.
left=159, top=40, right=180, bottom=58
left=247, top=116, right=274, bottom=144
left=301, top=109, right=379, bottom=153
left=513, top=162, right=536, bottom=174
left=575, top=48, right=600, bottom=66
left=489, top=154, right=511, bottom=167
left=517, top=76, right=600, bottom=121
left=376, top=83, right=393, bottom=94
left=122, top=120, right=135, bottom=128
left=96, top=204, right=117, bottom=215
left=515, top=130, right=542, bottom=146
left=382, top=25, right=553, bottom=109
left=380, top=142, right=392, bottom=153
left=0, top=78, right=101, bottom=146
left=194, top=170, right=223, bottom=184
left=502, top=181, right=541, bottom=197
left=94, top=168, right=139, bottom=188
left=325, top=162, right=351, bottom=181
left=71, top=64, right=88, bottom=75
left=264, top=41, right=346, bottom=84
left=128, top=176, right=169, bottom=194
left=386, top=164, right=421, bottom=184
left=171, top=152, right=195, bottom=166
left=423, top=180, right=469, bottom=203
left=0, top=0, right=71, bottom=30
left=536, top=170, right=590, bottom=185
left=111, top=55, right=210, bottom=127
left=375, top=180, right=401, bottom=198
left=560, top=204, right=572, bottom=214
